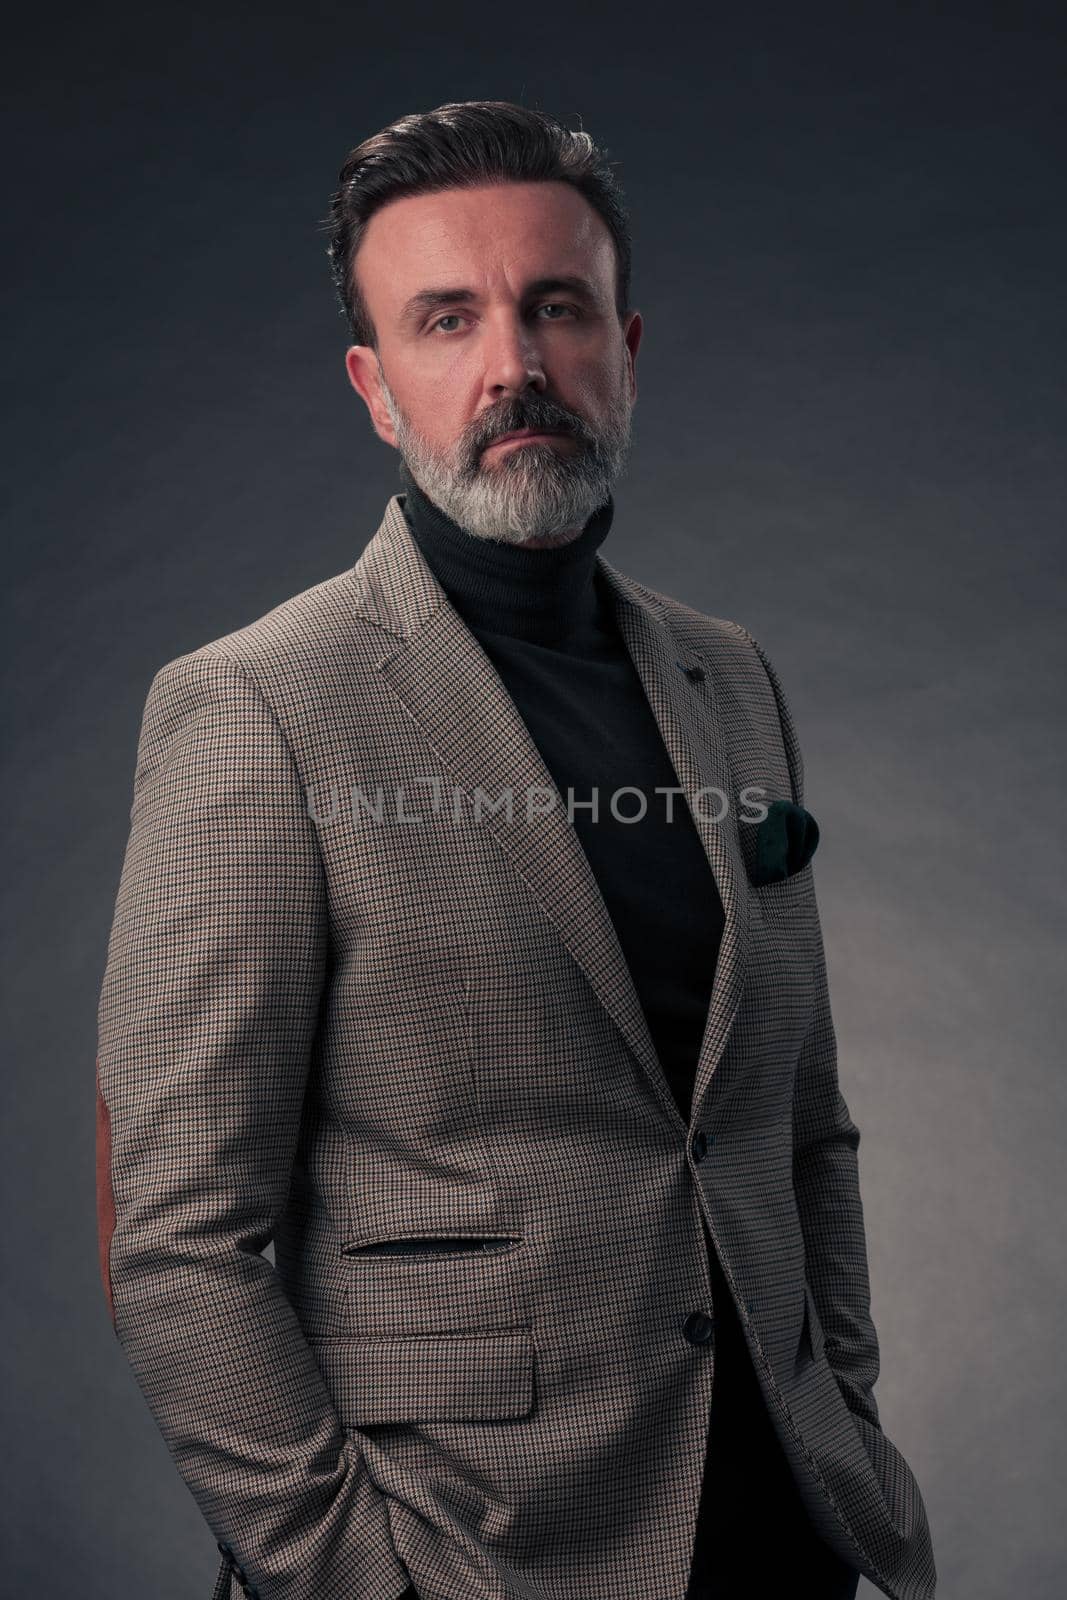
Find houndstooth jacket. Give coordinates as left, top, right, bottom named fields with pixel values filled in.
left=95, top=490, right=937, bottom=1600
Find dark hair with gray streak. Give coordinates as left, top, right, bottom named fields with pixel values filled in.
left=323, top=99, right=632, bottom=349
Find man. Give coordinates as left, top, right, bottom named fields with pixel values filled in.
left=96, top=101, right=936, bottom=1600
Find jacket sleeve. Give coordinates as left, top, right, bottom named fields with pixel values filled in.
left=95, top=649, right=412, bottom=1600
left=736, top=624, right=883, bottom=1432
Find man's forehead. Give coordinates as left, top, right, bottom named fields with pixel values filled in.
left=367, top=178, right=590, bottom=240
left=360, top=183, right=613, bottom=302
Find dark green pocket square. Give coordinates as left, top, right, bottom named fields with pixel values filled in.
left=748, top=798, right=819, bottom=886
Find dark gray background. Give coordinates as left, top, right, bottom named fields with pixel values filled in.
left=4, top=1, right=1064, bottom=1594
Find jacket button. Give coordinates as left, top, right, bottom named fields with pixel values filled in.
left=683, top=1310, right=715, bottom=1344
left=692, top=1130, right=714, bottom=1160
left=217, top=1541, right=233, bottom=1562
left=684, top=664, right=705, bottom=683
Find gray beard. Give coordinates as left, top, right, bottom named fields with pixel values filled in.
left=400, top=439, right=629, bottom=547
left=378, top=368, right=634, bottom=547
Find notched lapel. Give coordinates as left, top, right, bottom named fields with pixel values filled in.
left=596, top=560, right=752, bottom=1113
left=377, top=600, right=665, bottom=1087
left=354, top=497, right=751, bottom=1128
left=364, top=499, right=663, bottom=1096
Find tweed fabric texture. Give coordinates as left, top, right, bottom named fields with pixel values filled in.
left=96, top=494, right=936, bottom=1600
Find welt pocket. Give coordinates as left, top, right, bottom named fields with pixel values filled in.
left=800, top=1281, right=827, bottom=1365
left=341, top=1234, right=522, bottom=1259
left=752, top=863, right=811, bottom=896
left=307, top=1328, right=536, bottom=1425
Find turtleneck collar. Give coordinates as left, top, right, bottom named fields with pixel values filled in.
left=397, top=458, right=615, bottom=646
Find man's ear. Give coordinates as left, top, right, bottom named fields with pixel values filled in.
left=344, top=345, right=397, bottom=447
left=623, top=309, right=642, bottom=407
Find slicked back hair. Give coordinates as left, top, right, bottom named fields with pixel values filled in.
left=324, top=100, right=632, bottom=349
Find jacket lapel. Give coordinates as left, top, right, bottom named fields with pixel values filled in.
left=354, top=495, right=749, bottom=1128
left=596, top=558, right=751, bottom=1116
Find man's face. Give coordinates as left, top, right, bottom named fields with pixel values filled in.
left=344, top=180, right=642, bottom=546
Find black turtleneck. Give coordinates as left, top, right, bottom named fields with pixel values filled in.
left=396, top=458, right=616, bottom=645
left=397, top=458, right=724, bottom=1126
left=395, top=460, right=862, bottom=1600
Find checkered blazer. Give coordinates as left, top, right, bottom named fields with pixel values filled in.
left=95, top=492, right=936, bottom=1600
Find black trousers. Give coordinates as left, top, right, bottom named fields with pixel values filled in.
left=683, top=1246, right=862, bottom=1599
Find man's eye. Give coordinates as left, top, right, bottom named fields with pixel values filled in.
left=429, top=304, right=577, bottom=334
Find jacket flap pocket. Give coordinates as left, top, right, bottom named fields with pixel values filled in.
left=309, top=1329, right=536, bottom=1425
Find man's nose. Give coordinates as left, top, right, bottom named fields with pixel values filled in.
left=481, top=312, right=548, bottom=397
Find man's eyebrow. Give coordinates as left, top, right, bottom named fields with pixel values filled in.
left=398, top=275, right=602, bottom=327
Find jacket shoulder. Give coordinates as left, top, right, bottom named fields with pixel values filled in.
left=144, top=564, right=388, bottom=713
left=612, top=568, right=767, bottom=669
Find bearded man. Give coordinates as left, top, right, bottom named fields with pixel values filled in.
left=96, top=99, right=936, bottom=1600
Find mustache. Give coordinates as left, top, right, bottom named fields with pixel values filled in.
left=475, top=407, right=587, bottom=452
